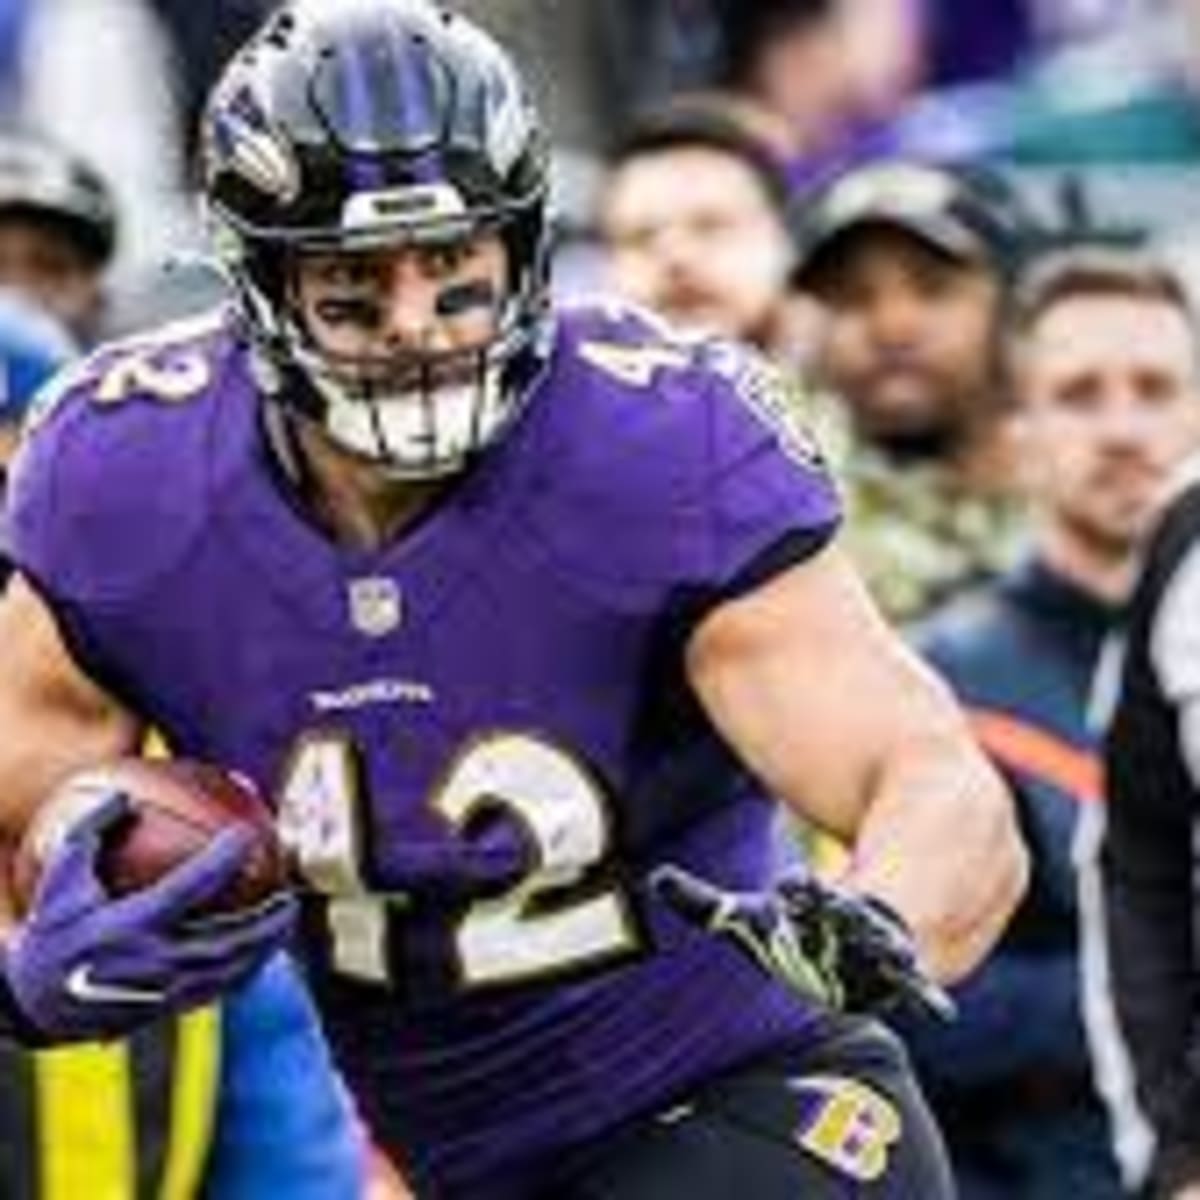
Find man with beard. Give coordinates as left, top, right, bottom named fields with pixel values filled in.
left=799, top=159, right=1032, bottom=622
left=599, top=95, right=817, bottom=365
left=902, top=245, right=1200, bottom=1198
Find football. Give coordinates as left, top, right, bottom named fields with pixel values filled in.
left=10, top=759, right=288, bottom=919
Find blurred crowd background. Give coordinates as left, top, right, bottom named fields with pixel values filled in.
left=6, top=3, right=1200, bottom=1199
left=12, top=0, right=1200, bottom=330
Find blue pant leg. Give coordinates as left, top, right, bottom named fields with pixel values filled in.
left=205, top=954, right=366, bottom=1199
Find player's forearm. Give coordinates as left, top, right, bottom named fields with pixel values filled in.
left=841, top=729, right=1028, bottom=984
left=0, top=576, right=143, bottom=853
left=682, top=551, right=1026, bottom=981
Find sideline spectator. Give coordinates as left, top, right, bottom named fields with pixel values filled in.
left=0, top=131, right=117, bottom=349
left=13, top=0, right=191, bottom=303
left=599, top=96, right=816, bottom=363
left=799, top=158, right=1032, bottom=621
left=906, top=245, right=1200, bottom=1199
left=0, top=130, right=114, bottom=507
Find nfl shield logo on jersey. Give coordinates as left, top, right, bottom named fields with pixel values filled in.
left=347, top=577, right=403, bottom=637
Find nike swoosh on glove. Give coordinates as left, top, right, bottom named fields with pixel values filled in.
left=2, top=791, right=295, bottom=1044
left=650, top=863, right=955, bottom=1022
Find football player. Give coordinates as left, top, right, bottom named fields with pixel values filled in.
left=0, top=2, right=1025, bottom=1197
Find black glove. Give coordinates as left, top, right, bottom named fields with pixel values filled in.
left=651, top=863, right=955, bottom=1021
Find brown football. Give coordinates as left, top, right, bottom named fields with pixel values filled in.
left=11, top=759, right=288, bottom=919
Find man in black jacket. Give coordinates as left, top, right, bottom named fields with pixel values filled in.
left=1102, top=447, right=1200, bottom=1200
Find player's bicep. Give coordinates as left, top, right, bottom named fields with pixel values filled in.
left=0, top=572, right=142, bottom=840
left=685, top=542, right=965, bottom=838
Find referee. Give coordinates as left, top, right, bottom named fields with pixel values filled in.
left=1098, top=466, right=1200, bottom=1199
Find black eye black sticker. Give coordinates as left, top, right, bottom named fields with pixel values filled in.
left=436, top=281, right=497, bottom=317
left=315, top=298, right=383, bottom=327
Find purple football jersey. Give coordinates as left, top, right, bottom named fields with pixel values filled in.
left=5, top=303, right=841, bottom=1192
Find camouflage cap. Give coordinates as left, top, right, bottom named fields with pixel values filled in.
left=794, top=160, right=1028, bottom=287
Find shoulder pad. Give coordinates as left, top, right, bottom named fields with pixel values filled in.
left=22, top=309, right=231, bottom=439
left=6, top=311, right=241, bottom=605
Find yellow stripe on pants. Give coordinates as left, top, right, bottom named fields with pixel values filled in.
left=159, top=1007, right=221, bottom=1200
left=35, top=1041, right=134, bottom=1200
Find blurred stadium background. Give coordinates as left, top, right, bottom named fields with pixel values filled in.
left=7, top=0, right=1200, bottom=331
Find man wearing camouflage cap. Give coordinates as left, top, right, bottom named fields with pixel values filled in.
left=799, top=158, right=1032, bottom=623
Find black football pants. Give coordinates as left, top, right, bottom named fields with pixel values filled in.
left=411, top=1015, right=954, bottom=1200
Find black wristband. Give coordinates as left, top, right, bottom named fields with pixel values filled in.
left=0, top=964, right=50, bottom=1048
